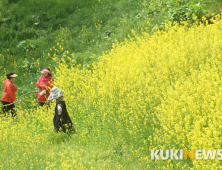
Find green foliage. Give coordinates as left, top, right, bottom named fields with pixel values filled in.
left=167, top=2, right=205, bottom=23
left=0, top=0, right=79, bottom=49
left=140, top=0, right=207, bottom=28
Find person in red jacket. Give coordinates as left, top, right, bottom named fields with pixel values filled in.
left=36, top=68, right=54, bottom=106
left=1, top=71, right=18, bottom=117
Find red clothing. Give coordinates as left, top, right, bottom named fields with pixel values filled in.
left=36, top=76, right=54, bottom=101
left=1, top=79, right=17, bottom=103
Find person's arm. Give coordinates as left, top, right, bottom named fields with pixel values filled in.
left=14, top=84, right=17, bottom=92
left=36, top=76, right=43, bottom=88
left=44, top=78, right=54, bottom=91
left=57, top=104, right=62, bottom=115
left=7, top=83, right=16, bottom=101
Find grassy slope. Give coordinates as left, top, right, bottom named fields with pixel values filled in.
left=1, top=0, right=153, bottom=104
left=1, top=0, right=221, bottom=79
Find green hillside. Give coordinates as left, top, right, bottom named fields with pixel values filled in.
left=1, top=0, right=161, bottom=101
left=1, top=0, right=221, bottom=75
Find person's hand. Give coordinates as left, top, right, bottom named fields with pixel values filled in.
left=40, top=84, right=45, bottom=88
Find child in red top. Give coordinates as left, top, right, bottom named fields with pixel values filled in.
left=36, top=68, right=54, bottom=106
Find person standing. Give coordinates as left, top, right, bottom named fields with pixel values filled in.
left=48, top=87, right=75, bottom=133
left=36, top=68, right=54, bottom=106
left=1, top=71, right=18, bottom=117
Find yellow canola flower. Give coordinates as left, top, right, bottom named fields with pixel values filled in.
left=54, top=18, right=222, bottom=169
left=2, top=16, right=222, bottom=170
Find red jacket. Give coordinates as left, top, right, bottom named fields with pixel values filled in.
left=36, top=76, right=54, bottom=101
left=1, top=79, right=17, bottom=103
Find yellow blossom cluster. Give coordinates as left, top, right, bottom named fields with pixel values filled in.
left=54, top=18, right=222, bottom=169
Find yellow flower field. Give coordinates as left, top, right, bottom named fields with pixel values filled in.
left=1, top=17, right=222, bottom=169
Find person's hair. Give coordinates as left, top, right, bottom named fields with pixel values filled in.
left=44, top=68, right=52, bottom=77
left=6, top=71, right=13, bottom=79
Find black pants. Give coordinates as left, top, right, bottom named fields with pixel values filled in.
left=39, top=102, right=46, bottom=107
left=1, top=101, right=16, bottom=117
left=39, top=102, right=50, bottom=107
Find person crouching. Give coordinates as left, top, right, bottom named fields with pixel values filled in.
left=48, top=87, right=75, bottom=133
